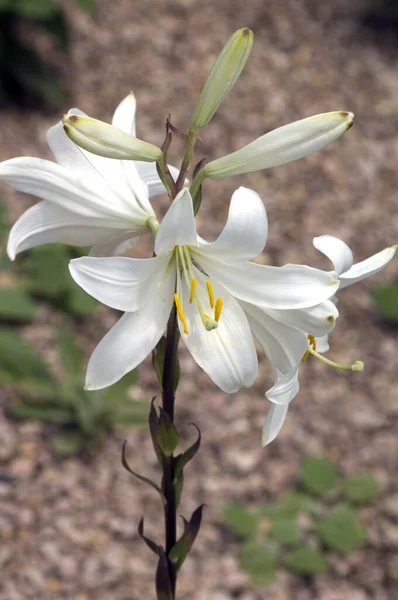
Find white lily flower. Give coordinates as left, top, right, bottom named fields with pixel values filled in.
left=1, top=93, right=179, bottom=259
left=69, top=187, right=339, bottom=392
left=202, top=111, right=354, bottom=179
left=261, top=235, right=396, bottom=446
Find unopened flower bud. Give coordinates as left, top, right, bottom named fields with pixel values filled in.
left=202, top=111, right=354, bottom=179
left=62, top=114, right=163, bottom=162
left=191, top=27, right=254, bottom=131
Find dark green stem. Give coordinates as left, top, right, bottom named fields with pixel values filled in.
left=161, top=305, right=180, bottom=597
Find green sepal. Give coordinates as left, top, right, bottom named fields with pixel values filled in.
left=157, top=407, right=179, bottom=457
left=174, top=423, right=201, bottom=480
left=168, top=505, right=204, bottom=571
left=122, top=440, right=166, bottom=507
left=138, top=517, right=162, bottom=557
left=156, top=549, right=174, bottom=600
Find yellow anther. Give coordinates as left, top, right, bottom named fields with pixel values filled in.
left=214, top=297, right=223, bottom=322
left=189, top=277, right=197, bottom=304
left=206, top=280, right=215, bottom=309
left=204, top=313, right=210, bottom=319
left=174, top=293, right=189, bottom=335
left=302, top=334, right=317, bottom=361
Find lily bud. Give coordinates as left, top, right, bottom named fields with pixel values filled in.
left=62, top=114, right=163, bottom=162
left=202, top=111, right=354, bottom=179
left=191, top=27, right=254, bottom=131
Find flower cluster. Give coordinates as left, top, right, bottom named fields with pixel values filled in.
left=1, top=29, right=395, bottom=446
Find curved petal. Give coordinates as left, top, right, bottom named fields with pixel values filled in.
left=0, top=157, right=136, bottom=221
left=313, top=235, right=353, bottom=276
left=69, top=254, right=173, bottom=312
left=194, top=255, right=340, bottom=309
left=7, top=201, right=132, bottom=260
left=198, top=187, right=268, bottom=262
left=178, top=269, right=258, bottom=393
left=262, top=402, right=290, bottom=446
left=266, top=300, right=339, bottom=337
left=339, top=244, right=397, bottom=289
left=85, top=269, right=175, bottom=389
left=243, top=302, right=307, bottom=375
left=315, top=334, right=330, bottom=353
left=265, top=368, right=300, bottom=406
left=89, top=230, right=141, bottom=257
left=155, top=188, right=198, bottom=255
left=112, top=92, right=137, bottom=136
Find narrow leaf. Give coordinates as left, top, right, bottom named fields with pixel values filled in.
left=138, top=517, right=162, bottom=557
left=122, top=440, right=166, bottom=506
left=156, top=550, right=174, bottom=600
left=149, top=398, right=164, bottom=465
left=169, top=505, right=204, bottom=571
left=174, top=423, right=201, bottom=480
left=157, top=407, right=179, bottom=457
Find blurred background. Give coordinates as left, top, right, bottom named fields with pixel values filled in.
left=0, top=0, right=398, bottom=598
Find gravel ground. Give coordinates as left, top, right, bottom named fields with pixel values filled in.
left=0, top=1, right=398, bottom=598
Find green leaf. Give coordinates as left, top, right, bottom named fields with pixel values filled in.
left=0, top=287, right=36, bottom=322
left=269, top=518, right=301, bottom=547
left=52, top=431, right=85, bottom=456
left=239, top=541, right=277, bottom=585
left=372, top=284, right=398, bottom=323
left=157, top=408, right=179, bottom=457
left=64, top=281, right=98, bottom=316
left=344, top=474, right=380, bottom=505
left=317, top=504, right=367, bottom=555
left=57, top=327, right=83, bottom=379
left=14, top=0, right=58, bottom=18
left=112, top=399, right=150, bottom=428
left=169, top=505, right=204, bottom=571
left=0, top=329, right=50, bottom=381
left=9, top=401, right=72, bottom=424
left=156, top=550, right=174, bottom=600
left=74, top=0, right=96, bottom=15
left=174, top=423, right=201, bottom=480
left=21, top=245, right=70, bottom=298
left=224, top=504, right=259, bottom=539
left=300, top=456, right=340, bottom=496
left=284, top=546, right=328, bottom=575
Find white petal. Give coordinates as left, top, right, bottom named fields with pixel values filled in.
left=265, top=368, right=300, bottom=406
left=313, top=235, right=353, bottom=276
left=266, top=300, right=339, bottom=337
left=243, top=302, right=307, bottom=374
left=89, top=230, right=141, bottom=257
left=6, top=201, right=132, bottom=260
left=155, top=188, right=198, bottom=255
left=135, top=162, right=181, bottom=197
left=69, top=254, right=172, bottom=312
left=85, top=270, right=175, bottom=389
left=0, top=157, right=136, bottom=221
left=339, top=245, right=397, bottom=289
left=194, top=256, right=340, bottom=309
left=261, top=402, right=290, bottom=446
left=315, top=334, right=330, bottom=353
left=205, top=111, right=354, bottom=178
left=111, top=92, right=137, bottom=136
left=198, top=187, right=268, bottom=262
left=178, top=269, right=258, bottom=393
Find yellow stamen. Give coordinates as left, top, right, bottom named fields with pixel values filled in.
left=302, top=334, right=317, bottom=361
left=204, top=313, right=210, bottom=319
left=206, top=280, right=215, bottom=309
left=214, top=297, right=223, bottom=322
left=174, top=293, right=189, bottom=335
left=189, top=277, right=197, bottom=304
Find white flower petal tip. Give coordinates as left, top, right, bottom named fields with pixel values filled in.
left=62, top=113, right=162, bottom=162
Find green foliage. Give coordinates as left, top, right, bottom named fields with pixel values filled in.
left=0, top=286, right=36, bottom=322
left=317, top=504, right=367, bottom=555
left=372, top=284, right=398, bottom=324
left=300, top=456, right=340, bottom=496
left=239, top=541, right=277, bottom=585
left=224, top=456, right=380, bottom=586
left=283, top=546, right=328, bottom=575
left=4, top=326, right=148, bottom=456
left=224, top=504, right=259, bottom=539
left=0, top=0, right=95, bottom=108
left=344, top=474, right=381, bottom=505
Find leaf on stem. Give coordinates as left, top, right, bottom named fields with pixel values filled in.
left=121, top=440, right=166, bottom=506
left=156, top=549, right=174, bottom=600
left=157, top=407, right=180, bottom=457
left=138, top=517, right=163, bottom=557
left=174, top=423, right=201, bottom=480
left=168, top=504, right=205, bottom=571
